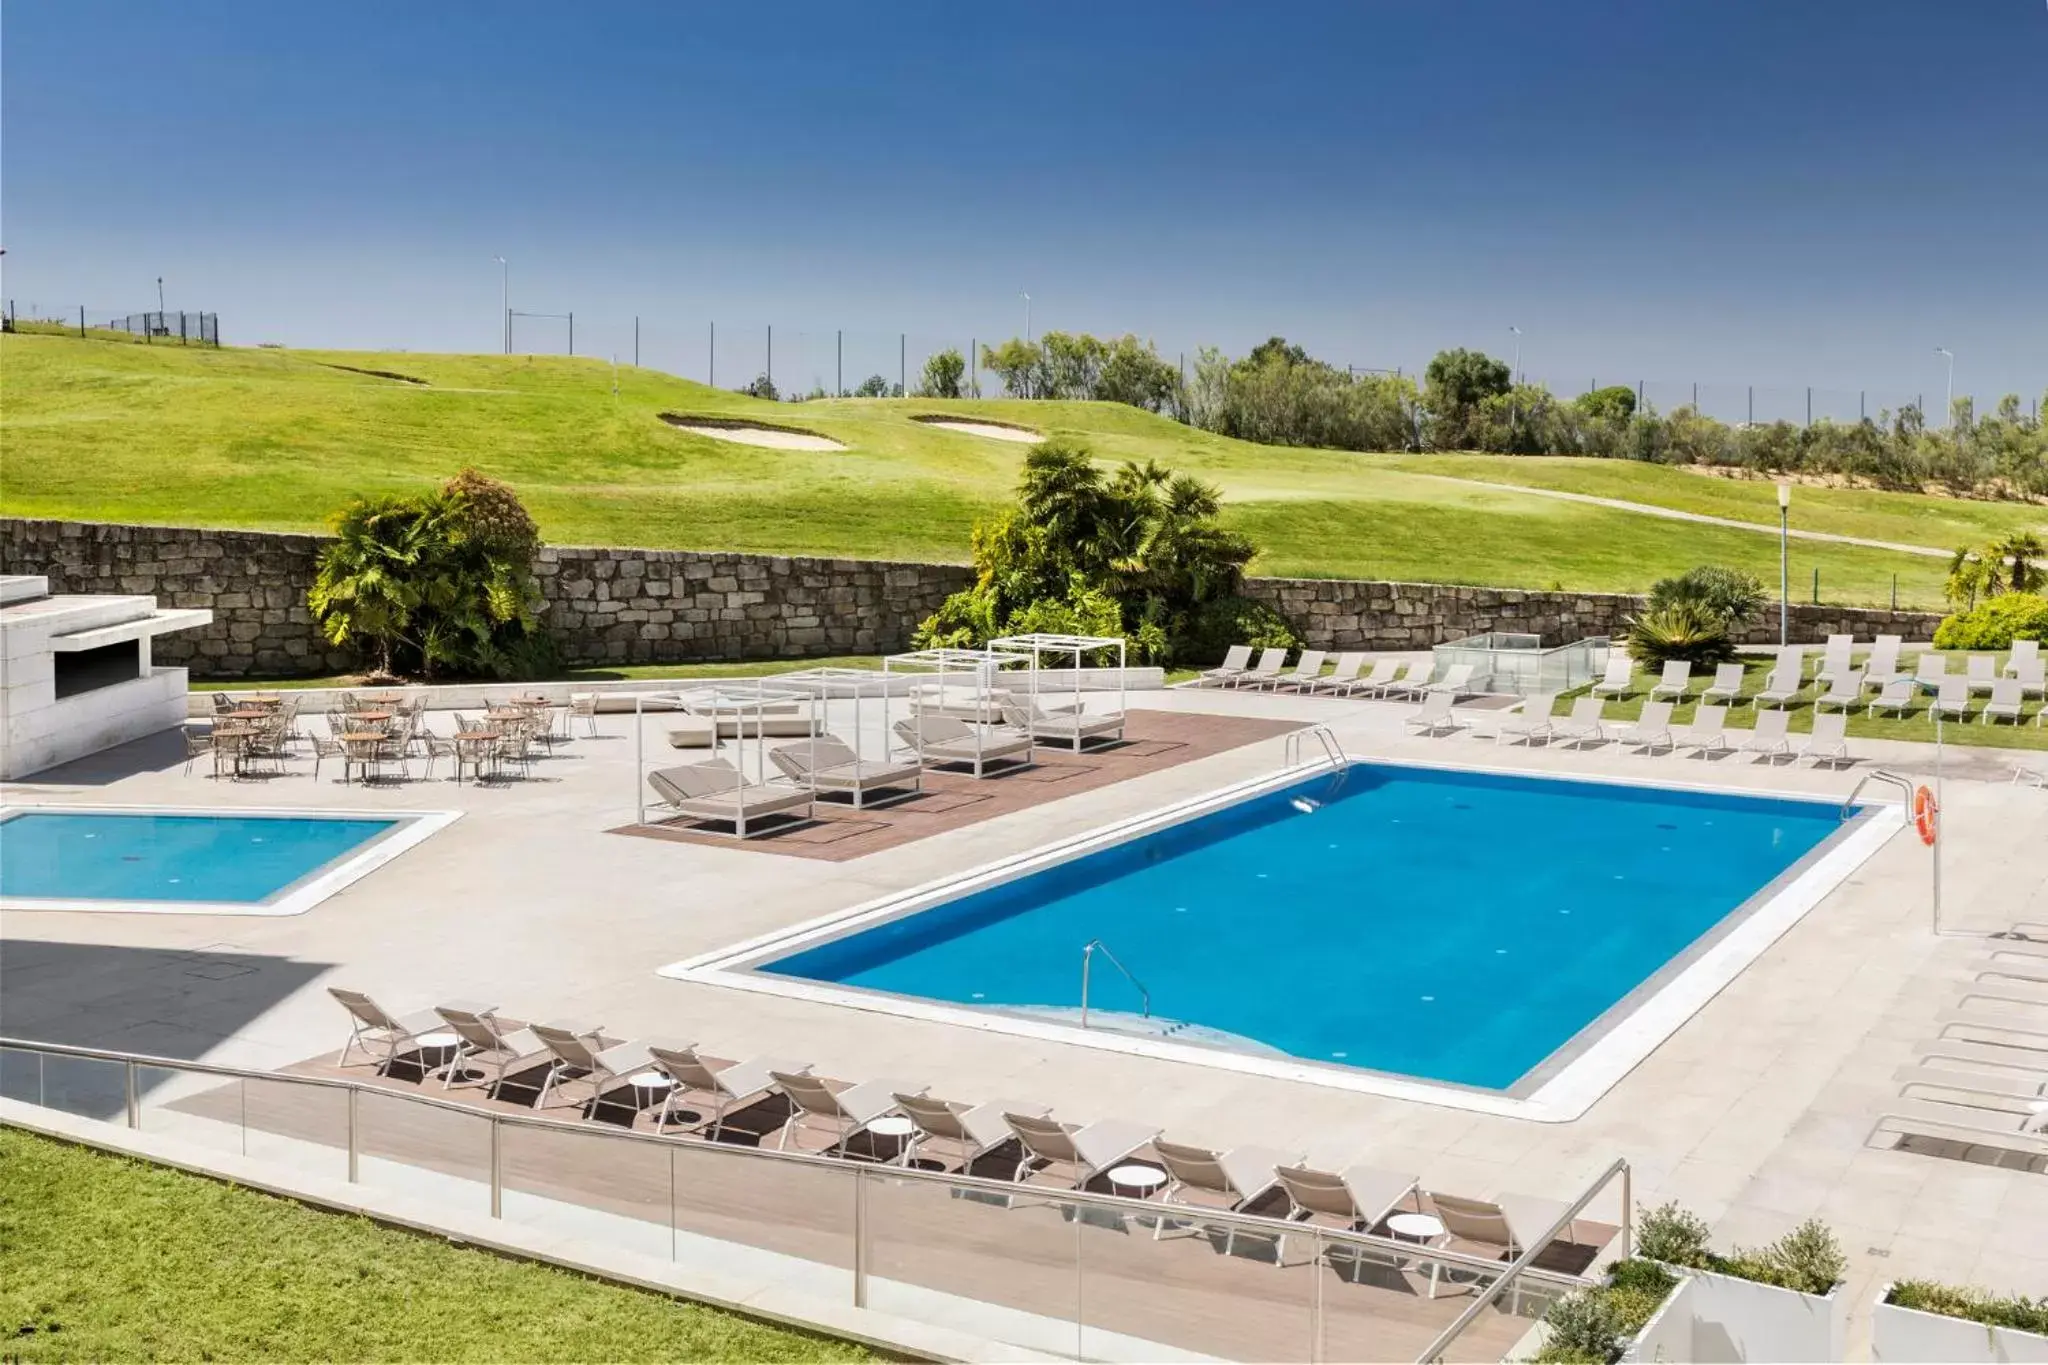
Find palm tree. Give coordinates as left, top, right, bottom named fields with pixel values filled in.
left=308, top=497, right=432, bottom=676
left=1991, top=530, right=2045, bottom=595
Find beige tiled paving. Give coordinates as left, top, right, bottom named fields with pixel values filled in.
left=5, top=683, right=2046, bottom=1357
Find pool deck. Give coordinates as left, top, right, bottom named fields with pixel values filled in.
left=4, top=683, right=2046, bottom=1355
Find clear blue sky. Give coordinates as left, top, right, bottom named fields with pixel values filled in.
left=3, top=1, right=2043, bottom=413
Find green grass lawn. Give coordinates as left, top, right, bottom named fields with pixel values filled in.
left=0, top=1128, right=870, bottom=1363
left=1545, top=650, right=2048, bottom=753
left=0, top=333, right=1965, bottom=608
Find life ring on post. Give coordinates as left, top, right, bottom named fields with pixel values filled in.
left=1912, top=785, right=1939, bottom=846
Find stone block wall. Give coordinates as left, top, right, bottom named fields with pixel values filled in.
left=0, top=517, right=1944, bottom=678
left=1241, top=576, right=1942, bottom=650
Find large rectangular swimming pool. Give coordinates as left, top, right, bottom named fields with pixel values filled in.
left=746, top=763, right=1875, bottom=1096
left=0, top=808, right=453, bottom=915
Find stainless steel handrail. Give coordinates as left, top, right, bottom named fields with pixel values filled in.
left=1283, top=724, right=1347, bottom=770
left=1079, top=939, right=1150, bottom=1027
left=1841, top=767, right=1911, bottom=820
left=0, top=1034, right=1588, bottom=1290
left=1416, top=1156, right=1633, bottom=1363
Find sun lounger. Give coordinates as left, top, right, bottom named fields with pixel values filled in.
left=1403, top=691, right=1468, bottom=737
left=769, top=735, right=923, bottom=807
left=1928, top=677, right=1971, bottom=722
left=1379, top=659, right=1437, bottom=701
left=646, top=758, right=814, bottom=838
left=769, top=1072, right=929, bottom=1157
left=1966, top=653, right=2000, bottom=695
left=1681, top=703, right=1731, bottom=756
left=1811, top=670, right=1865, bottom=712
left=1800, top=711, right=1850, bottom=765
left=1700, top=661, right=1747, bottom=705
left=1648, top=660, right=1693, bottom=701
left=1740, top=708, right=1792, bottom=759
left=893, top=1095, right=1049, bottom=1173
left=1750, top=665, right=1804, bottom=708
left=1981, top=678, right=2027, bottom=725
left=1274, top=649, right=1328, bottom=691
left=1871, top=1098, right=2048, bottom=1158
left=2011, top=639, right=2043, bottom=677
left=1349, top=657, right=1406, bottom=698
left=1866, top=635, right=1904, bottom=686
left=1911, top=1037, right=2048, bottom=1077
left=1151, top=1141, right=1305, bottom=1257
left=528, top=1022, right=695, bottom=1119
left=2014, top=657, right=2047, bottom=700
left=1617, top=700, right=1676, bottom=753
left=1412, top=1193, right=1528, bottom=1299
left=1005, top=1113, right=1161, bottom=1188
left=1490, top=693, right=1560, bottom=746
left=1276, top=1163, right=1419, bottom=1237
left=1814, top=636, right=1856, bottom=684
left=433, top=1004, right=550, bottom=1093
left=1867, top=677, right=1917, bottom=718
left=1195, top=644, right=1254, bottom=687
left=328, top=987, right=470, bottom=1074
left=1554, top=695, right=1609, bottom=748
left=893, top=715, right=1034, bottom=777
left=2018, top=763, right=2048, bottom=788
left=1894, top=1064, right=2048, bottom=1103
left=1302, top=652, right=1369, bottom=695
left=1590, top=655, right=1635, bottom=698
left=1937, top=1009, right=2048, bottom=1043
left=1426, top=662, right=1476, bottom=697
left=1915, top=653, right=1949, bottom=687
left=1236, top=648, right=1289, bottom=690
left=1000, top=699, right=1125, bottom=752
left=649, top=1048, right=808, bottom=1138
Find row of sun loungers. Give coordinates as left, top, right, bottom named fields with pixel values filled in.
left=1197, top=646, right=1448, bottom=699
left=1403, top=692, right=1853, bottom=764
left=326, top=988, right=1587, bottom=1277
left=1592, top=644, right=2045, bottom=723
left=1870, top=930, right=2048, bottom=1166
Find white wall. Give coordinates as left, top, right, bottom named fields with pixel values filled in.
left=1873, top=1294, right=2048, bottom=1364
left=1620, top=1266, right=1842, bottom=1364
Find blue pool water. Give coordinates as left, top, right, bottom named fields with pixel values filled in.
left=764, top=765, right=1851, bottom=1090
left=0, top=811, right=401, bottom=905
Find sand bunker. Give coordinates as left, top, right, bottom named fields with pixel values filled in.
left=911, top=415, right=1044, bottom=444
left=658, top=413, right=846, bottom=451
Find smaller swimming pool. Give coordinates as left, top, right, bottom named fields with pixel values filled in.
left=0, top=806, right=457, bottom=916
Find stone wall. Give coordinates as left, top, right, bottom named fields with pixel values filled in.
left=0, top=517, right=1944, bottom=678
left=0, top=518, right=971, bottom=675
left=1241, top=576, right=1942, bottom=650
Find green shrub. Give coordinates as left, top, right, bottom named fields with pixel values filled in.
left=1177, top=594, right=1301, bottom=666
left=1646, top=565, right=1768, bottom=630
left=1887, top=1280, right=2048, bottom=1334
left=1635, top=1202, right=1714, bottom=1269
left=1626, top=603, right=1736, bottom=666
left=1933, top=592, right=2048, bottom=649
left=1536, top=1290, right=1623, bottom=1364
left=1718, top=1220, right=1845, bottom=1295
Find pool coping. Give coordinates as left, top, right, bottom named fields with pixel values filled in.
left=659, top=758, right=1904, bottom=1123
left=0, top=803, right=462, bottom=917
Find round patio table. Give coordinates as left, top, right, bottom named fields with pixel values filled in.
left=453, top=730, right=501, bottom=784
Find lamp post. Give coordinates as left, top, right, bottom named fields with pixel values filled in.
left=493, top=255, right=509, bottom=354
left=1509, top=325, right=1522, bottom=385
left=1934, top=347, right=1954, bottom=428
left=1777, top=482, right=1791, bottom=645
left=1021, top=292, right=1031, bottom=344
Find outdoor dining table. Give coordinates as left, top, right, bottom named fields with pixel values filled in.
left=337, top=732, right=391, bottom=784
left=351, top=710, right=394, bottom=724
left=219, top=707, right=274, bottom=721
left=452, top=729, right=502, bottom=784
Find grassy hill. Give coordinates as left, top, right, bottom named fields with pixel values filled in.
left=6, top=331, right=2029, bottom=609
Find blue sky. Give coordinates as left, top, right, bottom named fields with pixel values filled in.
left=3, top=1, right=2043, bottom=414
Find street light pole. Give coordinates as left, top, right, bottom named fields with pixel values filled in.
left=1778, top=482, right=1791, bottom=646
left=156, top=276, right=165, bottom=313
left=1509, top=325, right=1522, bottom=385
left=1021, top=292, right=1031, bottom=344
left=1934, top=347, right=1954, bottom=428
left=493, top=255, right=509, bottom=354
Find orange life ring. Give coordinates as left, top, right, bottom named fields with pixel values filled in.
left=1912, top=785, right=1939, bottom=846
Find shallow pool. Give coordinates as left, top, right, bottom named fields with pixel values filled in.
left=759, top=764, right=1857, bottom=1091
left=0, top=810, right=410, bottom=910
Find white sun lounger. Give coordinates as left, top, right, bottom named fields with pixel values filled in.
left=1404, top=691, right=1468, bottom=736
left=646, top=758, right=815, bottom=838
left=1151, top=1140, right=1307, bottom=1257
left=1866, top=635, right=1904, bottom=686
left=1915, top=653, right=1950, bottom=687
left=1426, top=662, right=1476, bottom=698
left=1894, top=1064, right=2048, bottom=1105
left=2014, top=657, right=2047, bottom=700
left=2017, top=762, right=2048, bottom=788
left=894, top=715, right=1034, bottom=776
left=1966, top=654, right=2000, bottom=695
left=433, top=1004, right=550, bottom=1094
left=1196, top=644, right=1255, bottom=687
left=769, top=1072, right=930, bottom=1156
left=1700, top=661, right=1747, bottom=705
left=1811, top=670, right=1866, bottom=713
left=1347, top=657, right=1405, bottom=698
left=1867, top=677, right=1917, bottom=718
left=1590, top=655, right=1635, bottom=698
left=1928, top=677, right=1972, bottom=722
left=1000, top=699, right=1125, bottom=752
left=529, top=1023, right=697, bottom=1119
left=1981, top=678, right=2027, bottom=725
left=328, top=988, right=470, bottom=1073
left=1681, top=703, right=1732, bottom=756
left=1302, top=652, right=1367, bottom=695
left=1814, top=635, right=1856, bottom=684
left=1617, top=700, right=1676, bottom=753
left=1554, top=696, right=1609, bottom=748
left=1006, top=1113, right=1161, bottom=1189
left=1491, top=693, right=1560, bottom=746
left=1740, top=708, right=1792, bottom=759
left=1273, top=650, right=1328, bottom=691
left=2010, top=639, right=2043, bottom=677
left=1870, top=1098, right=2048, bottom=1158
left=893, top=1095, right=1050, bottom=1172
left=1648, top=660, right=1693, bottom=701
left=649, top=1048, right=811, bottom=1139
left=770, top=736, right=924, bottom=808
left=1800, top=711, right=1851, bottom=765
left=1379, top=659, right=1437, bottom=701
left=1236, top=648, right=1289, bottom=690
left=1750, top=665, right=1804, bottom=708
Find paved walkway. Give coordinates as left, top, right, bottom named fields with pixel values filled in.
left=1412, top=473, right=1954, bottom=558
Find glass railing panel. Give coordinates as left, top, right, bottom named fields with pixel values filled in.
left=0, top=1045, right=126, bottom=1120
left=237, top=1073, right=351, bottom=1182
left=498, top=1120, right=671, bottom=1261
left=354, top=1085, right=492, bottom=1217
left=666, top=1138, right=855, bottom=1301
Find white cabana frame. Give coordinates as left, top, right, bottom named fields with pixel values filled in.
left=988, top=632, right=1129, bottom=752
left=632, top=678, right=820, bottom=829
left=885, top=646, right=1035, bottom=774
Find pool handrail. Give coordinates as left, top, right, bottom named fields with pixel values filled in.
left=1079, top=938, right=1150, bottom=1026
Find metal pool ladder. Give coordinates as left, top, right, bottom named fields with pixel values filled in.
left=1079, top=939, right=1150, bottom=1029
left=1284, top=724, right=1347, bottom=770
left=1840, top=767, right=1910, bottom=819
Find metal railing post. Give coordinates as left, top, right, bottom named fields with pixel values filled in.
left=1311, top=1229, right=1325, bottom=1364
left=852, top=1164, right=869, bottom=1307
left=490, top=1117, right=503, bottom=1218
left=1621, top=1164, right=1633, bottom=1260
left=347, top=1086, right=359, bottom=1182
left=124, top=1060, right=139, bottom=1128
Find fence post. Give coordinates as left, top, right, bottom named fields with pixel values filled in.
left=1812, top=567, right=1820, bottom=604
left=970, top=336, right=976, bottom=397
left=633, top=316, right=639, bottom=368
left=766, top=324, right=772, bottom=391
left=852, top=1164, right=869, bottom=1307
left=709, top=320, right=715, bottom=387
left=567, top=312, right=574, bottom=356
left=180, top=312, right=188, bottom=345
left=1892, top=574, right=1898, bottom=610
left=79, top=305, right=86, bottom=338
left=125, top=1059, right=139, bottom=1128
left=1692, top=380, right=1698, bottom=411
left=899, top=332, right=905, bottom=397
left=490, top=1117, right=503, bottom=1217
left=1747, top=385, right=1754, bottom=424
left=347, top=1086, right=359, bottom=1182
left=836, top=329, right=842, bottom=396
left=1806, top=386, right=1811, bottom=427
left=1860, top=390, right=1866, bottom=422
left=1637, top=379, right=1644, bottom=413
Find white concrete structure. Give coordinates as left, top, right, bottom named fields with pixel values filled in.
left=0, top=574, right=211, bottom=779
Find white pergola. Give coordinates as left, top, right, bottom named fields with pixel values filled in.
left=884, top=646, right=1033, bottom=766
left=988, top=632, right=1129, bottom=731
left=631, top=678, right=819, bottom=826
